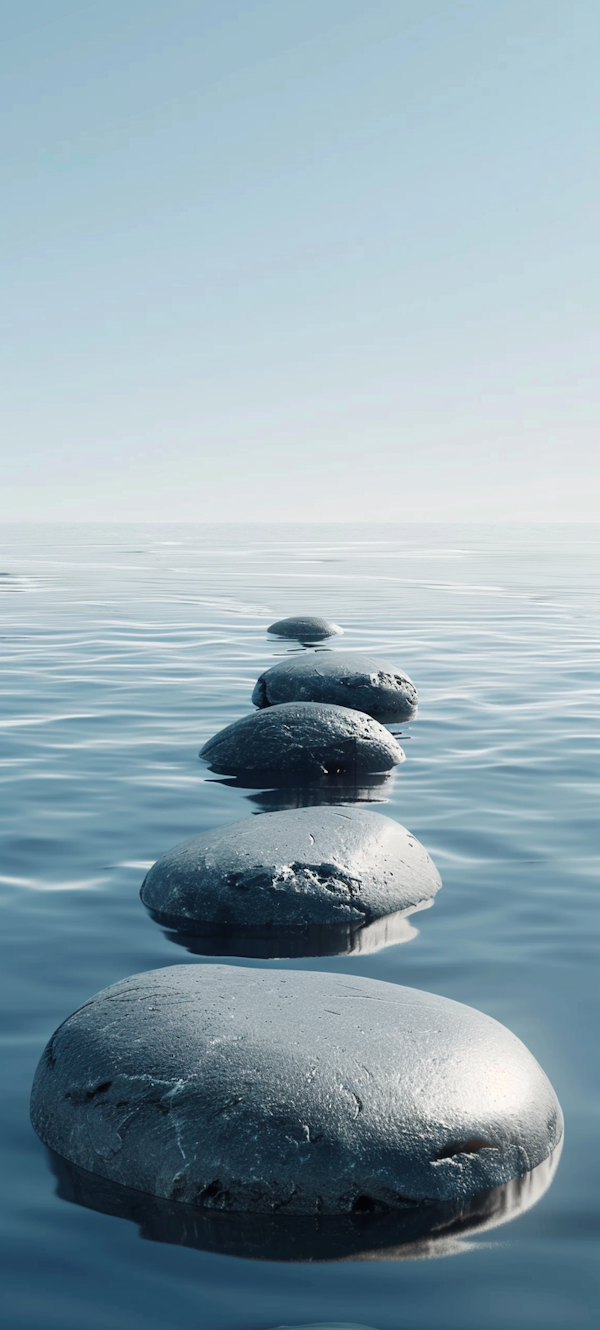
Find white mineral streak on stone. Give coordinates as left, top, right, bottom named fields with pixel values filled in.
left=252, top=653, right=418, bottom=721
left=200, top=702, right=404, bottom=776
left=31, top=966, right=563, bottom=1215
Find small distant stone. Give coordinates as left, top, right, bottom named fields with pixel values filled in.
left=31, top=965, right=563, bottom=1214
left=140, top=806, right=441, bottom=932
left=253, top=652, right=418, bottom=721
left=200, top=702, right=403, bottom=776
left=267, top=615, right=343, bottom=642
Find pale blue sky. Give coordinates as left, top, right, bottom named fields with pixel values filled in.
left=2, top=0, right=598, bottom=521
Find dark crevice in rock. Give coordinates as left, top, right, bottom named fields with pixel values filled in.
left=64, top=1080, right=114, bottom=1102
left=351, top=1194, right=390, bottom=1214
left=87, top=1081, right=112, bottom=1099
left=199, top=1179, right=222, bottom=1200
left=194, top=1179, right=234, bottom=1208
left=434, top=1138, right=498, bottom=1160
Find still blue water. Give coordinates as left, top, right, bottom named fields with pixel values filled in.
left=1, top=523, right=598, bottom=1330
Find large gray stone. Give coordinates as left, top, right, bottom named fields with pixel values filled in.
left=140, top=807, right=441, bottom=932
left=31, top=965, right=563, bottom=1215
left=200, top=702, right=404, bottom=776
left=253, top=652, right=418, bottom=721
left=268, top=616, right=343, bottom=642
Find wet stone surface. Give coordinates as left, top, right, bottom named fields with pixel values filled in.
left=31, top=965, right=563, bottom=1215
left=140, top=806, right=441, bottom=932
left=253, top=652, right=418, bottom=721
left=199, top=702, right=404, bottom=776
left=267, top=615, right=343, bottom=642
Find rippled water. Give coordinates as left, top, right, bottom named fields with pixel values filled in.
left=1, top=523, right=598, bottom=1330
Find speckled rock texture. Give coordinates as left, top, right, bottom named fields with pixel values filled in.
left=140, top=807, right=441, bottom=931
left=267, top=616, right=343, bottom=642
left=31, top=966, right=563, bottom=1215
left=200, top=702, right=404, bottom=776
left=252, top=653, right=418, bottom=721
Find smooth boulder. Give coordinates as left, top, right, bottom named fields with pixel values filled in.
left=253, top=652, right=418, bottom=721
left=140, top=806, right=441, bottom=931
left=267, top=615, right=342, bottom=642
left=200, top=702, right=404, bottom=776
left=31, top=965, right=563, bottom=1215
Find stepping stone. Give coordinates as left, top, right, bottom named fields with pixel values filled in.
left=253, top=652, right=417, bottom=721
left=267, top=615, right=342, bottom=642
left=31, top=965, right=563, bottom=1215
left=200, top=702, right=404, bottom=776
left=140, top=806, right=441, bottom=932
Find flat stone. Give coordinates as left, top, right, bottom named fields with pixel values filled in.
left=31, top=965, right=563, bottom=1215
left=200, top=702, right=404, bottom=776
left=253, top=652, right=418, bottom=721
left=267, top=615, right=343, bottom=642
left=140, top=806, right=441, bottom=932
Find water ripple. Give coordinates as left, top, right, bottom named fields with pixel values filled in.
left=0, top=523, right=599, bottom=1330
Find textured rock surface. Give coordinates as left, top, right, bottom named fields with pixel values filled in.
left=253, top=652, right=418, bottom=721
left=267, top=615, right=343, bottom=642
left=200, top=702, right=404, bottom=776
left=140, top=806, right=441, bottom=931
left=31, top=965, right=563, bottom=1215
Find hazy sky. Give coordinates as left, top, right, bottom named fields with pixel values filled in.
left=2, top=0, right=598, bottom=522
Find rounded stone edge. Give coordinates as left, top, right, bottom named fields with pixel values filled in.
left=138, top=808, right=442, bottom=935
left=267, top=616, right=344, bottom=641
left=251, top=659, right=419, bottom=718
left=199, top=702, right=405, bottom=775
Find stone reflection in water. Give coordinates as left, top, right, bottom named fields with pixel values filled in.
left=209, top=770, right=396, bottom=813
left=159, top=900, right=432, bottom=960
left=48, top=1144, right=561, bottom=1264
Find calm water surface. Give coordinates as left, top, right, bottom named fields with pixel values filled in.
left=1, top=523, right=598, bottom=1330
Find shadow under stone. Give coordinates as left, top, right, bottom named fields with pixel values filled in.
left=47, top=1145, right=561, bottom=1264
left=156, top=900, right=432, bottom=960
left=208, top=771, right=397, bottom=812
